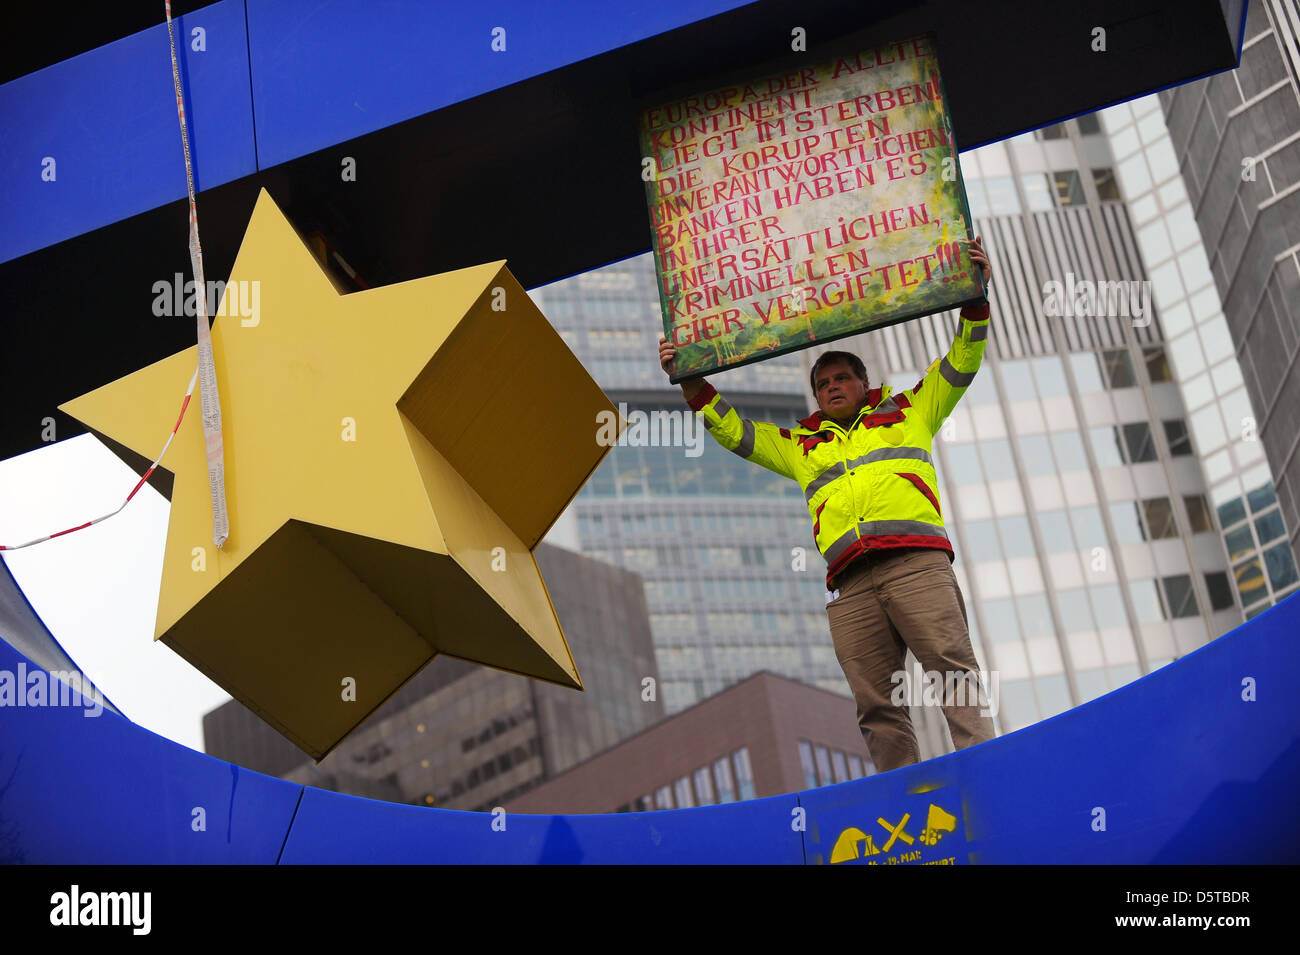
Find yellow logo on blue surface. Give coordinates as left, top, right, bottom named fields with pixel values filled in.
left=828, top=795, right=962, bottom=865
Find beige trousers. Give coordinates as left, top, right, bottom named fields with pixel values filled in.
left=826, top=547, right=995, bottom=772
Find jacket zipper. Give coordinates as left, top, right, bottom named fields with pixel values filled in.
left=843, top=388, right=889, bottom=544
left=828, top=418, right=861, bottom=547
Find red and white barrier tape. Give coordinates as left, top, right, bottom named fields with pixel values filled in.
left=2, top=3, right=229, bottom=553
left=1, top=372, right=201, bottom=551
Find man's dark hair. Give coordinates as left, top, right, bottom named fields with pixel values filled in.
left=810, top=350, right=868, bottom=396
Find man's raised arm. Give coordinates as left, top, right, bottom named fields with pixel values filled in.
left=658, top=336, right=802, bottom=482
left=909, top=298, right=992, bottom=433
left=909, top=235, right=995, bottom=433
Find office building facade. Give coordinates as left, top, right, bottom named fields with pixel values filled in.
left=1150, top=0, right=1300, bottom=615
left=508, top=669, right=877, bottom=814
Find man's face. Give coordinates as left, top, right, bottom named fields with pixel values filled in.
left=814, top=360, right=869, bottom=421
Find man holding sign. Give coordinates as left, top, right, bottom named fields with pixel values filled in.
left=658, top=236, right=996, bottom=773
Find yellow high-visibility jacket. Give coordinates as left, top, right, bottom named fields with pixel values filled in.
left=687, top=300, right=991, bottom=589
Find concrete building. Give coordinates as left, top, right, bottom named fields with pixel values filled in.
left=203, top=542, right=665, bottom=811
left=1149, top=0, right=1300, bottom=615
left=507, top=669, right=877, bottom=814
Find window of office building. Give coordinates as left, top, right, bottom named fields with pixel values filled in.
left=1076, top=667, right=1109, bottom=702
left=962, top=366, right=999, bottom=405
left=1263, top=544, right=1300, bottom=592
left=1000, top=359, right=1037, bottom=398
left=1056, top=588, right=1095, bottom=632
left=1141, top=497, right=1178, bottom=539
left=831, top=749, right=849, bottom=784
left=674, top=775, right=695, bottom=809
left=1122, top=422, right=1158, bottom=463
left=1109, top=663, right=1141, bottom=689
left=1130, top=578, right=1166, bottom=623
left=1247, top=482, right=1277, bottom=514
left=1035, top=673, right=1072, bottom=717
left=1102, top=349, right=1137, bottom=388
left=997, top=515, right=1037, bottom=559
left=1000, top=678, right=1039, bottom=728
left=1070, top=504, right=1107, bottom=550
left=945, top=442, right=984, bottom=484
left=1255, top=509, right=1286, bottom=545
left=1163, top=419, right=1193, bottom=456
left=1184, top=494, right=1214, bottom=534
left=1224, top=524, right=1254, bottom=561
left=1050, top=430, right=1089, bottom=472
left=1143, top=346, right=1172, bottom=382
left=654, top=785, right=673, bottom=810
left=814, top=745, right=833, bottom=787
left=1036, top=510, right=1075, bottom=553
left=1110, top=500, right=1145, bottom=544
left=1037, top=122, right=1067, bottom=140
left=693, top=766, right=716, bottom=805
left=981, top=597, right=1022, bottom=642
left=1218, top=496, right=1247, bottom=528
left=1204, top=571, right=1235, bottom=611
left=1017, top=433, right=1054, bottom=477
left=733, top=747, right=756, bottom=800
left=1016, top=592, right=1054, bottom=638
left=847, top=754, right=865, bottom=779
left=1089, top=583, right=1127, bottom=630
left=713, top=757, right=737, bottom=803
left=1092, top=166, right=1120, bottom=199
left=1233, top=557, right=1267, bottom=607
left=985, top=176, right=1021, bottom=214
left=798, top=741, right=818, bottom=789
left=964, top=518, right=1002, bottom=561
left=1052, top=169, right=1086, bottom=206
left=1089, top=426, right=1127, bottom=468
left=980, top=437, right=1020, bottom=482
left=1068, top=352, right=1106, bottom=392
left=1077, top=114, right=1101, bottom=134
left=1022, top=173, right=1054, bottom=211
left=1160, top=575, right=1199, bottom=618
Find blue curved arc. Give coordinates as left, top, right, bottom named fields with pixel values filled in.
left=1, top=593, right=1298, bottom=863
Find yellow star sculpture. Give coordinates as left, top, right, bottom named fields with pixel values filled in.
left=60, top=188, right=624, bottom=761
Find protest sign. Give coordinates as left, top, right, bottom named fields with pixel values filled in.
left=639, top=33, right=984, bottom=381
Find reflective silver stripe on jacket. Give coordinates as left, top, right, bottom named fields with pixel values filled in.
left=805, top=462, right=846, bottom=499
left=873, top=395, right=901, bottom=415
left=854, top=446, right=932, bottom=467
left=939, top=356, right=977, bottom=387
left=804, top=447, right=934, bottom=502
left=701, top=395, right=734, bottom=431
left=728, top=419, right=755, bottom=458
left=968, top=322, right=989, bottom=342
left=822, top=520, right=949, bottom=563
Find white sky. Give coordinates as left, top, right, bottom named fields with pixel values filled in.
left=0, top=431, right=581, bottom=752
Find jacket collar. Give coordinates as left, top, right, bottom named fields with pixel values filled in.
left=798, top=385, right=892, bottom=431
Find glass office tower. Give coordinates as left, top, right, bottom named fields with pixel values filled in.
left=1148, top=0, right=1300, bottom=616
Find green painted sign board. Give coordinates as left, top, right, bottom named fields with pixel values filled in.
left=639, top=32, right=986, bottom=382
